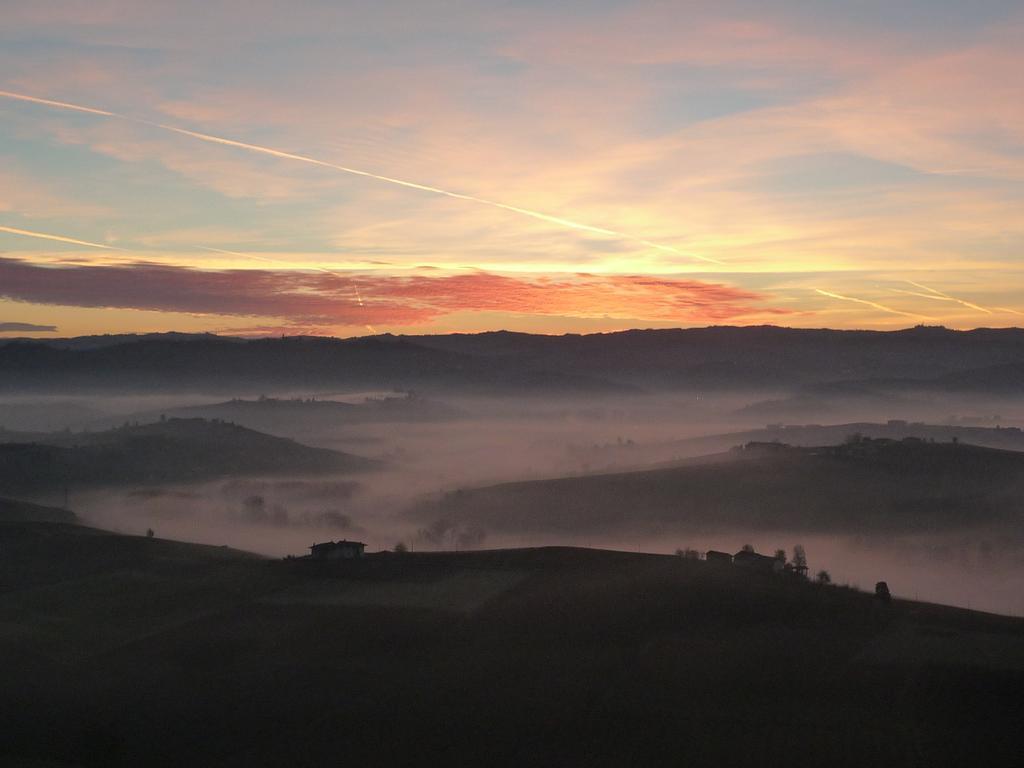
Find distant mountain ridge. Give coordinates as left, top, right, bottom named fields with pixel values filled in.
left=0, top=334, right=626, bottom=394
left=4, top=325, right=1024, bottom=393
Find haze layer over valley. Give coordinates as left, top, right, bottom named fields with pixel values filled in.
left=3, top=327, right=1024, bottom=615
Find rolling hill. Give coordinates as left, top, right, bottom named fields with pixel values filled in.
left=0, top=418, right=376, bottom=495
left=662, top=421, right=1024, bottom=461
left=416, top=438, right=1024, bottom=536
left=1, top=521, right=1022, bottom=766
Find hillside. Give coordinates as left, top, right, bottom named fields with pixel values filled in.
left=566, top=420, right=1024, bottom=473
left=0, top=418, right=376, bottom=494
left=2, top=522, right=1022, bottom=766
left=0, top=496, right=77, bottom=523
left=666, top=421, right=1024, bottom=461
left=417, top=438, right=1024, bottom=536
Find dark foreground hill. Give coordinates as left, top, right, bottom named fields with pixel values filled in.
left=0, top=418, right=376, bottom=495
left=418, top=438, right=1024, bottom=536
left=2, top=522, right=1022, bottom=767
left=0, top=496, right=76, bottom=523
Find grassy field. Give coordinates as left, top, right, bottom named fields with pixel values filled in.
left=2, top=522, right=1023, bottom=767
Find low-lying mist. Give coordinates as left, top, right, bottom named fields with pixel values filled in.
left=7, top=385, right=1024, bottom=617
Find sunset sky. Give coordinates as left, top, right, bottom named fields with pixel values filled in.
left=2, top=0, right=1023, bottom=337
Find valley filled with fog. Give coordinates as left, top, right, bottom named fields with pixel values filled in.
left=6, top=369, right=1024, bottom=617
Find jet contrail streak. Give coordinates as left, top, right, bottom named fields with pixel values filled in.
left=0, top=224, right=118, bottom=250
left=904, top=281, right=992, bottom=314
left=814, top=288, right=933, bottom=320
left=0, top=90, right=116, bottom=117
left=891, top=288, right=961, bottom=302
left=0, top=89, right=722, bottom=266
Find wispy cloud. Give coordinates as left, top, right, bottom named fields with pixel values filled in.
left=0, top=89, right=721, bottom=265
left=3, top=2, right=1024, bottom=332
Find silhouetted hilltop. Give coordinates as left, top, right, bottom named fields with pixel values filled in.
left=0, top=418, right=376, bottom=494
left=658, top=421, right=1024, bottom=460
left=2, top=521, right=1022, bottom=766
left=5, top=325, right=1024, bottom=393
left=419, top=438, right=1024, bottom=536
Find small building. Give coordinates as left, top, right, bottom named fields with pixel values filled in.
left=309, top=540, right=366, bottom=560
left=786, top=562, right=809, bottom=578
left=705, top=550, right=733, bottom=565
left=733, top=549, right=783, bottom=573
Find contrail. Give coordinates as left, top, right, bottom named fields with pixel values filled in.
left=0, top=90, right=115, bottom=117
left=198, top=246, right=377, bottom=333
left=902, top=280, right=992, bottom=314
left=890, top=288, right=991, bottom=313
left=0, top=89, right=722, bottom=266
left=814, top=288, right=934, bottom=320
left=0, top=224, right=118, bottom=250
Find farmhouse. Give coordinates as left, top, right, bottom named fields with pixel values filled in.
left=733, top=549, right=784, bottom=573
left=309, top=540, right=366, bottom=560
left=705, top=550, right=733, bottom=565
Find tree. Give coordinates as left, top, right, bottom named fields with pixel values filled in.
left=394, top=542, right=408, bottom=554
left=146, top=528, right=154, bottom=539
left=875, top=581, right=892, bottom=602
left=774, top=549, right=787, bottom=564
left=792, top=544, right=807, bottom=569
left=792, top=544, right=808, bottom=578
left=816, top=570, right=831, bottom=585
left=742, top=543, right=755, bottom=553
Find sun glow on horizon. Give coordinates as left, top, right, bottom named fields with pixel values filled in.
left=2, top=2, right=1023, bottom=334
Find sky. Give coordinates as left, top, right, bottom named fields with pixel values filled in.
left=1, top=0, right=1023, bottom=337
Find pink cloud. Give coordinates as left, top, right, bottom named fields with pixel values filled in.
left=0, top=257, right=790, bottom=326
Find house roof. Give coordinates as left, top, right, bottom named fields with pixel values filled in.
left=310, top=539, right=366, bottom=550
left=733, top=550, right=777, bottom=564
